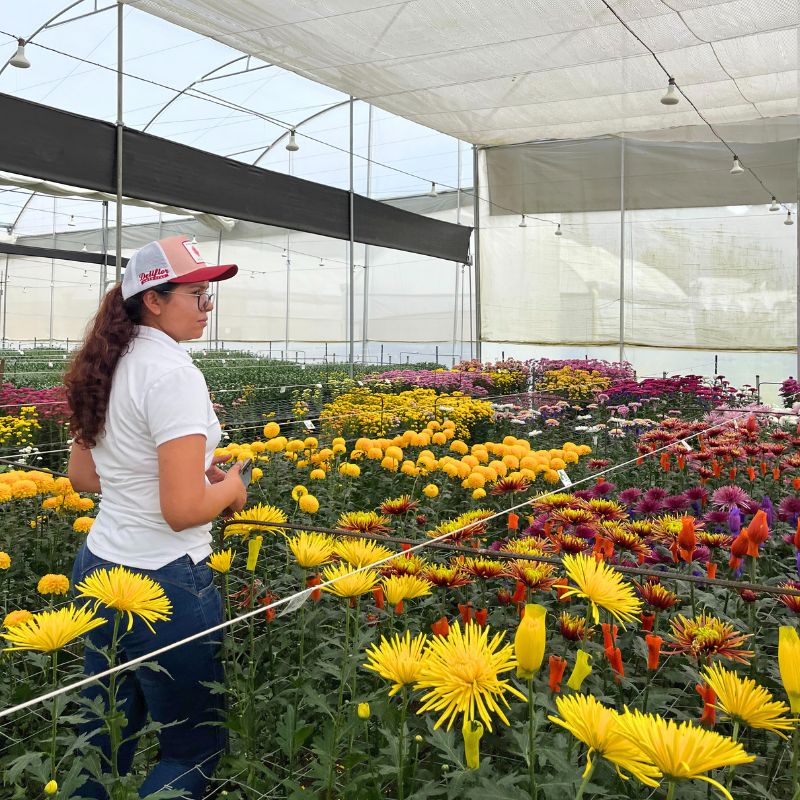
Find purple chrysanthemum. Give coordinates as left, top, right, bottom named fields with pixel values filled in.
left=644, top=487, right=668, bottom=502
left=711, top=485, right=752, bottom=512
left=703, top=510, right=730, bottom=525
left=685, top=487, right=709, bottom=504
left=618, top=488, right=643, bottom=506
left=779, top=496, right=800, bottom=520
left=589, top=481, right=616, bottom=498
left=634, top=498, right=664, bottom=515
left=663, top=494, right=690, bottom=512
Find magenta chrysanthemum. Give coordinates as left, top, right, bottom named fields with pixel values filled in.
left=711, top=485, right=752, bottom=512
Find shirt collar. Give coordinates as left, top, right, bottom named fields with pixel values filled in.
left=135, top=325, right=192, bottom=361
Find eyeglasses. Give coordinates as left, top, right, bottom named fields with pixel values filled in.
left=158, top=290, right=215, bottom=311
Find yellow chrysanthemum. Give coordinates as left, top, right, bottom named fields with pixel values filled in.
left=618, top=709, right=755, bottom=799
left=12, top=479, right=38, bottom=499
left=72, top=516, right=95, bottom=533
left=363, top=631, right=428, bottom=696
left=37, top=574, right=70, bottom=596
left=334, top=537, right=393, bottom=568
left=415, top=621, right=526, bottom=732
left=0, top=551, right=10, bottom=570
left=560, top=553, right=642, bottom=626
left=287, top=531, right=336, bottom=569
left=207, top=549, right=234, bottom=574
left=321, top=563, right=379, bottom=598
left=1, top=604, right=106, bottom=652
left=382, top=574, right=433, bottom=606
left=548, top=694, right=661, bottom=786
left=292, top=485, right=309, bottom=501
left=75, top=566, right=172, bottom=633
left=3, top=609, right=33, bottom=628
left=336, top=511, right=390, bottom=534
left=224, top=503, right=288, bottom=539
left=702, top=662, right=796, bottom=738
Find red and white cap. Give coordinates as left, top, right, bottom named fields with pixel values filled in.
left=121, top=235, right=238, bottom=300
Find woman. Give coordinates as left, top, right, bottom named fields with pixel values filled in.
left=65, top=235, right=247, bottom=799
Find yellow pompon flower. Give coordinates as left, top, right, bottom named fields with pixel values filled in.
left=515, top=603, right=546, bottom=679
left=560, top=553, right=642, bottom=627
left=3, top=610, right=33, bottom=628
left=363, top=630, right=428, bottom=695
left=618, top=710, right=755, bottom=799
left=72, top=516, right=95, bottom=533
left=357, top=702, right=371, bottom=720
left=321, top=563, right=379, bottom=598
left=310, top=468, right=326, bottom=480
left=701, top=662, right=796, bottom=737
left=1, top=604, right=106, bottom=652
left=207, top=549, right=234, bottom=574
left=224, top=503, right=288, bottom=539
left=334, top=537, right=393, bottom=568
left=422, top=484, right=439, bottom=498
left=779, top=626, right=800, bottom=714
left=246, top=535, right=263, bottom=571
left=548, top=695, right=661, bottom=787
left=75, top=566, right=172, bottom=633
left=37, top=574, right=70, bottom=596
left=44, top=780, right=58, bottom=796
left=286, top=531, right=336, bottom=569
left=292, top=485, right=309, bottom=501
left=382, top=574, right=433, bottom=606
left=415, top=621, right=526, bottom=732
left=463, top=719, right=484, bottom=769
left=0, top=551, right=10, bottom=569
left=263, top=421, right=280, bottom=439
left=298, top=494, right=319, bottom=514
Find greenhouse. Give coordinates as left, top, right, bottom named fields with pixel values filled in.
left=0, top=1, right=799, bottom=799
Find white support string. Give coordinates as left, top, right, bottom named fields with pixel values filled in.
left=0, top=399, right=796, bottom=720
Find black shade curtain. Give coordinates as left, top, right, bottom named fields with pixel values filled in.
left=0, top=93, right=472, bottom=263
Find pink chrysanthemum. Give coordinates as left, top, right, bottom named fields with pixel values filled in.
left=711, top=485, right=752, bottom=512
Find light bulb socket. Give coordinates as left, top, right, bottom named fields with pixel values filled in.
left=660, top=77, right=679, bottom=106
left=9, top=38, right=30, bottom=69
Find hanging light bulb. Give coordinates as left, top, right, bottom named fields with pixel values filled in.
left=730, top=155, right=744, bottom=175
left=319, top=258, right=325, bottom=268
left=285, top=130, right=299, bottom=152
left=427, top=182, right=438, bottom=197
left=9, top=38, right=30, bottom=69
left=82, top=269, right=88, bottom=278
left=81, top=244, right=88, bottom=252
left=785, top=211, right=794, bottom=226
left=518, top=215, right=527, bottom=228
left=68, top=215, right=76, bottom=227
left=190, top=234, right=198, bottom=245
left=660, top=77, right=679, bottom=105
left=554, top=224, right=562, bottom=236
left=250, top=271, right=256, bottom=279
left=769, top=197, right=780, bottom=211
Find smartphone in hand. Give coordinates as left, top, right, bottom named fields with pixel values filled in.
left=239, top=458, right=254, bottom=489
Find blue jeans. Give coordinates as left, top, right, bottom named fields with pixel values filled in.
left=72, top=541, right=227, bottom=799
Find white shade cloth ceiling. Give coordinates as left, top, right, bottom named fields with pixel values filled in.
left=129, top=0, right=798, bottom=145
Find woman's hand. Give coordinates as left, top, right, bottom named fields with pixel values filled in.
left=206, top=454, right=231, bottom=485
left=222, top=462, right=248, bottom=513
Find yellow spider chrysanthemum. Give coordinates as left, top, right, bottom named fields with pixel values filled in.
left=415, top=621, right=526, bottom=732
left=75, top=566, right=172, bottom=633
left=363, top=630, right=428, bottom=696
left=321, top=563, right=379, bottom=598
left=37, top=574, right=70, bottom=596
left=207, top=549, right=234, bottom=574
left=702, top=662, right=797, bottom=738
left=382, top=574, right=433, bottom=606
left=618, top=709, right=755, bottom=800
left=548, top=694, right=661, bottom=786
left=336, top=511, right=391, bottom=534
left=287, top=531, right=336, bottom=569
left=560, top=553, right=642, bottom=626
left=334, top=537, right=393, bottom=568
left=1, top=604, right=106, bottom=652
left=223, top=504, right=288, bottom=539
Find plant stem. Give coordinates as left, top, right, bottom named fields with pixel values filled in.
left=107, top=614, right=122, bottom=794
left=574, top=760, right=596, bottom=800
left=49, top=650, right=58, bottom=779
left=528, top=677, right=538, bottom=799
left=665, top=781, right=676, bottom=800
left=792, top=725, right=800, bottom=800
left=726, top=720, right=740, bottom=790
left=398, top=686, right=408, bottom=800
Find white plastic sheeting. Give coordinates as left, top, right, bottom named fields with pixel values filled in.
left=130, top=0, right=799, bottom=145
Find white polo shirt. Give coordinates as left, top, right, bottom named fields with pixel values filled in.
left=87, top=325, right=221, bottom=569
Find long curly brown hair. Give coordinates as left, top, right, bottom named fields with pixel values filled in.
left=64, top=284, right=170, bottom=446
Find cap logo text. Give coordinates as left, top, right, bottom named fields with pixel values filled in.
left=139, top=268, right=170, bottom=285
